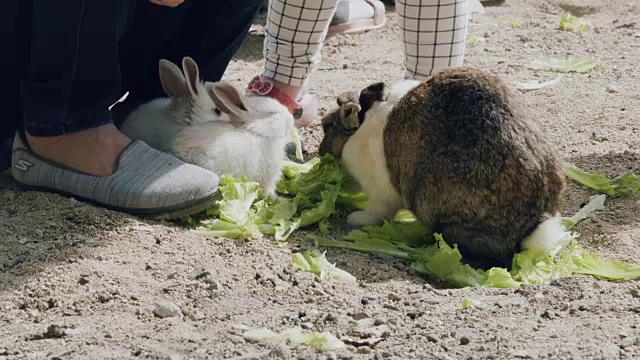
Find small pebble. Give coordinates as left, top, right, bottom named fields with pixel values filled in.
left=374, top=319, right=386, bottom=326
left=427, top=334, right=440, bottom=343
left=351, top=312, right=369, bottom=320
left=387, top=293, right=401, bottom=301
left=606, top=85, right=620, bottom=93
left=153, top=302, right=181, bottom=318
left=325, top=313, right=337, bottom=322
left=460, top=336, right=470, bottom=345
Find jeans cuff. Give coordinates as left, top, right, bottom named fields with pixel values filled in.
left=24, top=111, right=114, bottom=137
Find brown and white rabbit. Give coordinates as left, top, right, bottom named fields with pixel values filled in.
left=120, top=57, right=294, bottom=198
left=319, top=68, right=566, bottom=268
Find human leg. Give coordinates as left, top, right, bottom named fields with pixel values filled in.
left=16, top=0, right=133, bottom=176
left=247, top=0, right=340, bottom=127
left=6, top=0, right=222, bottom=218
left=397, top=0, right=469, bottom=80
left=118, top=0, right=263, bottom=107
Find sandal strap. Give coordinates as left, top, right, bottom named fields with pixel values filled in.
left=246, top=76, right=304, bottom=119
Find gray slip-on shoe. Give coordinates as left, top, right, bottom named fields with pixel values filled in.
left=11, top=130, right=220, bottom=219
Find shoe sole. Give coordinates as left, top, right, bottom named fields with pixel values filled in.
left=327, top=16, right=387, bottom=37
left=14, top=180, right=218, bottom=221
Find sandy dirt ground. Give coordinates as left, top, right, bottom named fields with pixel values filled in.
left=1, top=0, right=640, bottom=359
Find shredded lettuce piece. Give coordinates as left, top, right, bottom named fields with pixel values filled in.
left=561, top=194, right=606, bottom=230
left=243, top=327, right=345, bottom=352
left=460, top=298, right=483, bottom=310
left=570, top=246, right=640, bottom=281
left=282, top=158, right=320, bottom=179
left=393, top=209, right=418, bottom=223
left=292, top=249, right=357, bottom=283
left=288, top=126, right=304, bottom=161
left=558, top=12, right=588, bottom=31
left=503, top=20, right=521, bottom=28
left=564, top=162, right=640, bottom=197
left=515, top=77, right=561, bottom=92
left=192, top=175, right=264, bottom=240
left=412, top=235, right=521, bottom=288
left=467, top=35, right=478, bottom=46
left=530, top=58, right=598, bottom=73
left=312, top=234, right=413, bottom=260
left=337, top=189, right=368, bottom=210
left=510, top=245, right=575, bottom=285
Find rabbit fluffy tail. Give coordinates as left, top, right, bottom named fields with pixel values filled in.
left=521, top=215, right=571, bottom=253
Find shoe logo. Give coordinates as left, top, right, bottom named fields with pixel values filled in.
left=14, top=159, right=33, bottom=172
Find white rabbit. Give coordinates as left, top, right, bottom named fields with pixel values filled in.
left=172, top=82, right=295, bottom=198
left=119, top=57, right=228, bottom=153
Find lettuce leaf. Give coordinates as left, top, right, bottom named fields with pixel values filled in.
left=192, top=175, right=263, bottom=240
left=564, top=162, right=640, bottom=197
left=460, top=298, right=483, bottom=310
left=530, top=58, right=598, bottom=73
left=282, top=158, right=320, bottom=179
left=467, top=35, right=478, bottom=46
left=411, top=235, right=521, bottom=288
left=292, top=249, right=357, bottom=283
left=503, top=20, right=521, bottom=28
left=558, top=12, right=588, bottom=31
left=243, top=327, right=345, bottom=352
left=561, top=194, right=606, bottom=230
left=570, top=245, right=640, bottom=281
left=515, top=77, right=561, bottom=92
left=288, top=126, right=304, bottom=161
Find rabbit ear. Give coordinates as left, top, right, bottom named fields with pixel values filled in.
left=181, top=56, right=201, bottom=97
left=159, top=59, right=189, bottom=98
left=337, top=91, right=359, bottom=106
left=339, top=103, right=362, bottom=130
left=208, top=82, right=248, bottom=119
left=359, top=82, right=387, bottom=114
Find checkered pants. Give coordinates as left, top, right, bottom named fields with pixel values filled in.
left=263, top=0, right=469, bottom=86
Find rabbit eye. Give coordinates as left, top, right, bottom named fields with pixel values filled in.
left=213, top=108, right=221, bottom=116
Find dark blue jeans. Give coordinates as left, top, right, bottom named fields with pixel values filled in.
left=0, top=0, right=262, bottom=139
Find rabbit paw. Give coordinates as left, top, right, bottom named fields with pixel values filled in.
left=347, top=211, right=384, bottom=227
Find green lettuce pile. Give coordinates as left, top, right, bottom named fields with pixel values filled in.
left=186, top=155, right=640, bottom=288
left=312, top=194, right=640, bottom=288
left=189, top=155, right=365, bottom=242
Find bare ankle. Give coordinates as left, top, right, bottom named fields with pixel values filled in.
left=24, top=125, right=130, bottom=176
